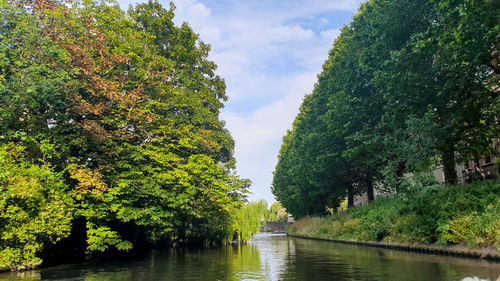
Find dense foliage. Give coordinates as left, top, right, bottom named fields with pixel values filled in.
left=287, top=180, right=500, bottom=250
left=266, top=202, right=288, bottom=222
left=0, top=144, right=73, bottom=270
left=0, top=0, right=250, bottom=270
left=272, top=0, right=500, bottom=218
left=233, top=200, right=268, bottom=241
left=233, top=201, right=289, bottom=241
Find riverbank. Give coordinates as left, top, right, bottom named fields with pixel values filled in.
left=288, top=234, right=500, bottom=260
left=286, top=180, right=500, bottom=259
left=3, top=233, right=499, bottom=281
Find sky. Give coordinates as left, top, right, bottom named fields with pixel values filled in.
left=117, top=0, right=362, bottom=204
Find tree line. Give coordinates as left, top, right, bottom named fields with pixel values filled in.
left=272, top=0, right=499, bottom=219
left=233, top=201, right=288, bottom=241
left=0, top=0, right=251, bottom=270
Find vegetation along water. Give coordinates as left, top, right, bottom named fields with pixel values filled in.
left=0, top=0, right=255, bottom=270
left=287, top=180, right=500, bottom=252
left=272, top=0, right=500, bottom=259
left=1, top=234, right=499, bottom=281
left=0, top=0, right=499, bottom=278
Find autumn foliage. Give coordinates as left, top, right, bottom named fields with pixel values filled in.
left=0, top=0, right=249, bottom=270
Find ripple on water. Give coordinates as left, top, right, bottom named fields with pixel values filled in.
left=1, top=233, right=499, bottom=280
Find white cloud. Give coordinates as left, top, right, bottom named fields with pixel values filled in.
left=321, top=29, right=341, bottom=40
left=226, top=73, right=314, bottom=158
left=198, top=27, right=221, bottom=42
left=211, top=51, right=249, bottom=76
left=262, top=25, right=315, bottom=43
left=172, top=0, right=212, bottom=25
left=221, top=72, right=317, bottom=202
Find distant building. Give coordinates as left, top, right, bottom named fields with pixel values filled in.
left=435, top=141, right=499, bottom=184
left=353, top=143, right=499, bottom=206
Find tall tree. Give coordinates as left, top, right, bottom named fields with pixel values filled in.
left=273, top=0, right=499, bottom=217
left=0, top=0, right=249, bottom=267
left=378, top=0, right=499, bottom=184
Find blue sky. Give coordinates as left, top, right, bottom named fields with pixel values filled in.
left=117, top=0, right=362, bottom=204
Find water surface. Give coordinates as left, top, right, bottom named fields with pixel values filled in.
left=1, top=233, right=499, bottom=280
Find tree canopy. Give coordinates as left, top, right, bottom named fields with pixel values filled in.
left=272, top=0, right=499, bottom=219
left=0, top=0, right=250, bottom=269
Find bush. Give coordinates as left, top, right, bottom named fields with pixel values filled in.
left=287, top=180, right=500, bottom=250
left=401, top=181, right=500, bottom=243
left=0, top=144, right=73, bottom=270
left=386, top=214, right=424, bottom=243
left=440, top=200, right=500, bottom=249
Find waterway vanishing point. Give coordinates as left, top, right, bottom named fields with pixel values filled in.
left=1, top=233, right=499, bottom=281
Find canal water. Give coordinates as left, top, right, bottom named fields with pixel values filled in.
left=1, top=233, right=499, bottom=280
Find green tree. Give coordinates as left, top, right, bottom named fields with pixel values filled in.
left=0, top=0, right=249, bottom=268
left=0, top=144, right=73, bottom=270
left=266, top=202, right=288, bottom=222
left=233, top=200, right=267, bottom=241
left=273, top=0, right=499, bottom=217
left=378, top=0, right=499, bottom=184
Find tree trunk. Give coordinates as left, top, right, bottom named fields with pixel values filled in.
left=441, top=142, right=457, bottom=185
left=347, top=184, right=354, bottom=208
left=395, top=160, right=407, bottom=193
left=366, top=178, right=374, bottom=202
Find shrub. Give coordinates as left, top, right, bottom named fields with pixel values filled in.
left=440, top=201, right=500, bottom=249
left=386, top=214, right=424, bottom=243
left=0, top=144, right=73, bottom=270
left=288, top=180, right=500, bottom=250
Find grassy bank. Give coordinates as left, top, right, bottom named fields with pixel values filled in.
left=287, top=180, right=500, bottom=250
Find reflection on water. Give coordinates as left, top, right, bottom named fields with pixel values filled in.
left=1, top=233, right=499, bottom=280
